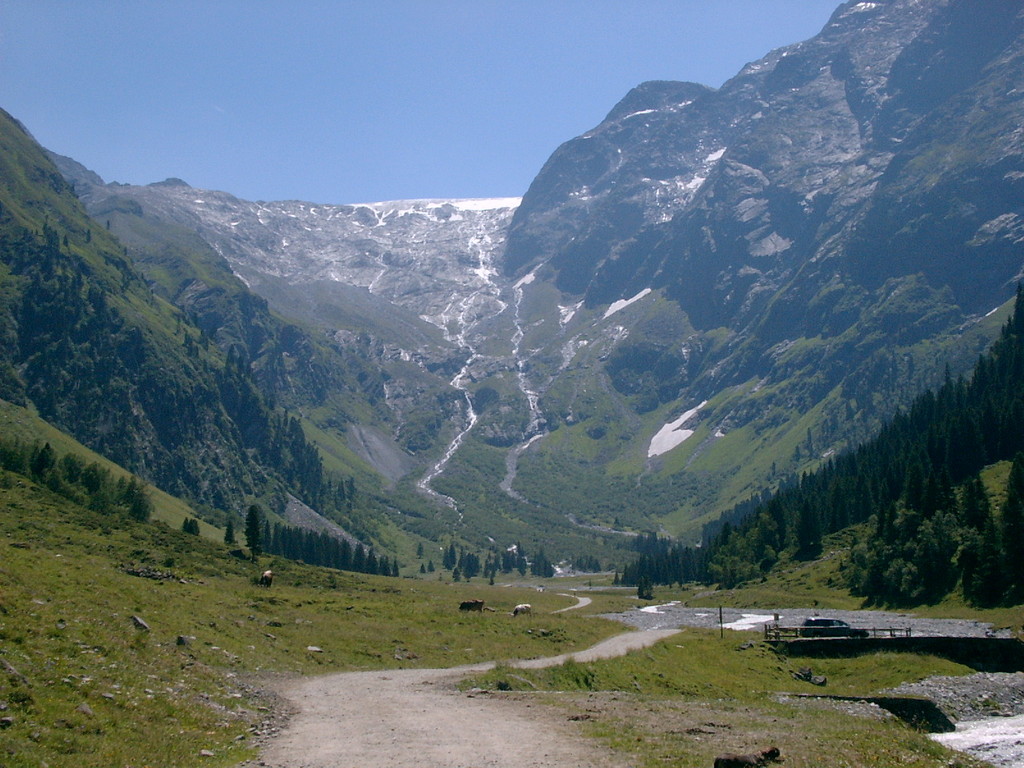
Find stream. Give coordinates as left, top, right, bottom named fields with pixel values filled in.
left=415, top=230, right=548, bottom=516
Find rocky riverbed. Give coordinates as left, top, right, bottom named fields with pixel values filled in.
left=891, top=673, right=1024, bottom=768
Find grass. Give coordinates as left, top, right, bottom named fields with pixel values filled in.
left=463, top=629, right=988, bottom=768
left=0, top=470, right=623, bottom=768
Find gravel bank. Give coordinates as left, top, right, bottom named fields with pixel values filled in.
left=890, top=672, right=1024, bottom=720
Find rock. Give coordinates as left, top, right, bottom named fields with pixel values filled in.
left=793, top=667, right=827, bottom=686
left=122, top=565, right=177, bottom=581
left=131, top=615, right=150, bottom=631
left=76, top=702, right=94, bottom=717
left=306, top=646, right=323, bottom=653
left=2, top=659, right=29, bottom=686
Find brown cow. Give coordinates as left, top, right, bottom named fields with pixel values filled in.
left=459, top=599, right=485, bottom=611
left=259, top=569, right=274, bottom=587
left=713, top=747, right=781, bottom=768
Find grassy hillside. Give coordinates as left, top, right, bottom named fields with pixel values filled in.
left=0, top=398, right=216, bottom=535
left=0, top=466, right=622, bottom=768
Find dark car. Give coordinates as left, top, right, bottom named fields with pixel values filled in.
left=798, top=617, right=869, bottom=638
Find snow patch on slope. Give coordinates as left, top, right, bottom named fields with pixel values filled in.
left=648, top=400, right=708, bottom=458
left=603, top=288, right=652, bottom=319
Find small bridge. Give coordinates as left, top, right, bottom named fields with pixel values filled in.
left=765, top=624, right=912, bottom=640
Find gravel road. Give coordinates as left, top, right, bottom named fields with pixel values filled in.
left=245, top=629, right=680, bottom=768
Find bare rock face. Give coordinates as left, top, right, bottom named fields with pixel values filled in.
left=508, top=0, right=1024, bottom=356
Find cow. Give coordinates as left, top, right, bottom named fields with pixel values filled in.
left=512, top=603, right=532, bottom=616
left=713, top=747, right=781, bottom=768
left=459, top=599, right=485, bottom=611
left=259, top=569, right=274, bottom=587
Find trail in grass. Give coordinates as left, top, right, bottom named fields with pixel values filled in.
left=250, top=628, right=679, bottom=768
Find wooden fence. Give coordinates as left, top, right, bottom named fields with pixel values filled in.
left=763, top=623, right=912, bottom=641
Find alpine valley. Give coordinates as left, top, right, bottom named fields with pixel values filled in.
left=7, top=0, right=1024, bottom=569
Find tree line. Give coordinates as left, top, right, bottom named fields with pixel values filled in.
left=0, top=438, right=152, bottom=522
left=240, top=504, right=397, bottom=578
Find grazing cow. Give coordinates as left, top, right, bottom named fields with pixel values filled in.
left=512, top=603, right=532, bottom=616
left=259, top=569, right=274, bottom=587
left=713, top=747, right=781, bottom=768
left=459, top=599, right=485, bottom=612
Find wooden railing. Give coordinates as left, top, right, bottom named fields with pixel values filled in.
left=763, top=623, right=912, bottom=641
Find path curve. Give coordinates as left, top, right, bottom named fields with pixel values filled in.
left=553, top=593, right=592, bottom=612
left=251, top=629, right=679, bottom=768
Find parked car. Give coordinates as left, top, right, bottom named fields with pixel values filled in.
left=798, top=617, right=869, bottom=638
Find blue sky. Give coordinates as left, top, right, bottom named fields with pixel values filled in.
left=2, top=1, right=840, bottom=205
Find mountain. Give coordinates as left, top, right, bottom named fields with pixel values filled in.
left=0, top=108, right=384, bottom=547
left=46, top=0, right=1024, bottom=556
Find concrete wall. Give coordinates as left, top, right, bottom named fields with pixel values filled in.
left=768, top=637, right=1024, bottom=672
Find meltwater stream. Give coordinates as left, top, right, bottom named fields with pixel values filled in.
left=933, top=715, right=1024, bottom=767
left=415, top=233, right=505, bottom=513
left=499, top=269, right=549, bottom=501
left=415, top=228, right=549, bottom=516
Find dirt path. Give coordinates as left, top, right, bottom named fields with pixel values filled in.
left=249, top=629, right=679, bottom=768
left=552, top=593, right=592, bottom=613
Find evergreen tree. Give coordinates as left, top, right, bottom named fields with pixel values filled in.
left=245, top=504, right=263, bottom=561
left=686, top=286, right=1024, bottom=604
left=962, top=513, right=1003, bottom=607
left=636, top=574, right=654, bottom=601
left=1001, top=453, right=1024, bottom=600
left=442, top=542, right=457, bottom=570
left=224, top=518, right=236, bottom=545
left=960, top=476, right=991, bottom=530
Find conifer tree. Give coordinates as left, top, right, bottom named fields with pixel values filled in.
left=442, top=542, right=457, bottom=570
left=637, top=574, right=653, bottom=601
left=963, top=513, right=1002, bottom=607
left=245, top=504, right=263, bottom=561
left=960, top=476, right=991, bottom=530
left=1000, top=453, right=1024, bottom=599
